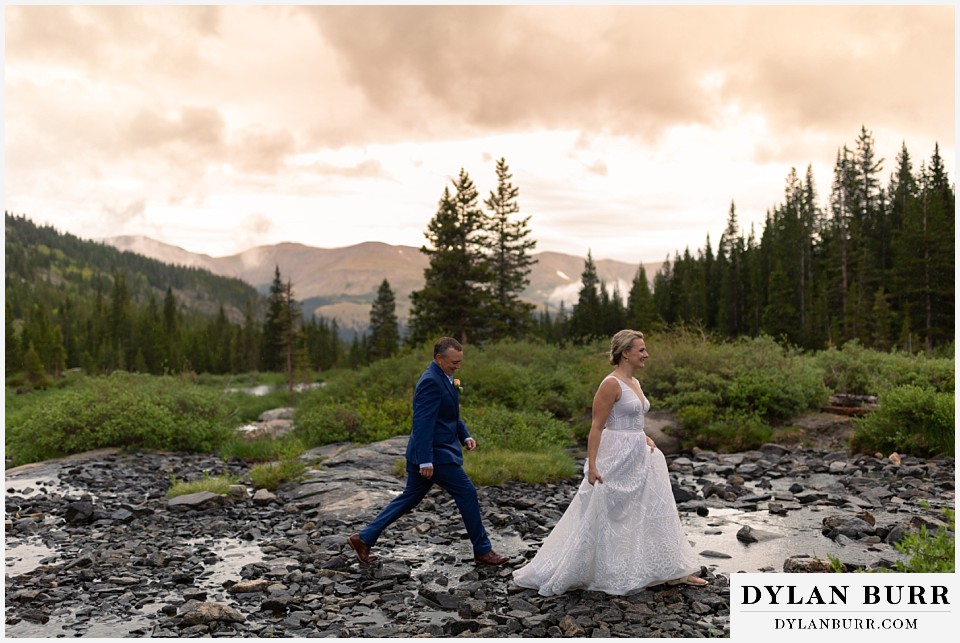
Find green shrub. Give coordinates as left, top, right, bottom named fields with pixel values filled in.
left=463, top=405, right=574, bottom=452
left=220, top=435, right=306, bottom=463
left=814, top=341, right=954, bottom=395
left=880, top=507, right=955, bottom=573
left=463, top=446, right=579, bottom=485
left=834, top=507, right=955, bottom=574
left=293, top=394, right=411, bottom=447
left=679, top=409, right=773, bottom=452
left=249, top=459, right=306, bottom=491
left=725, top=366, right=827, bottom=420
left=6, top=372, right=235, bottom=466
left=458, top=361, right=535, bottom=409
left=675, top=404, right=718, bottom=435
left=852, top=386, right=955, bottom=456
left=649, top=333, right=826, bottom=450
left=223, top=389, right=297, bottom=424
left=167, top=472, right=237, bottom=499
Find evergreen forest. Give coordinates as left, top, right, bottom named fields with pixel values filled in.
left=4, top=129, right=955, bottom=391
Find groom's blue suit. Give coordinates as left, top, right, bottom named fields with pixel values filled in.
left=358, top=361, right=493, bottom=556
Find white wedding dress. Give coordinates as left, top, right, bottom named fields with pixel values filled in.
left=512, top=375, right=700, bottom=596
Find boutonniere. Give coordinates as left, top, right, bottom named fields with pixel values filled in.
left=453, top=378, right=463, bottom=394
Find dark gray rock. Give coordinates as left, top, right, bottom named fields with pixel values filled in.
left=4, top=433, right=951, bottom=639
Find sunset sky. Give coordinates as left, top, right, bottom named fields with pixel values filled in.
left=3, top=4, right=955, bottom=265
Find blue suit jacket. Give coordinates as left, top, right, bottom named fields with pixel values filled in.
left=406, top=361, right=471, bottom=467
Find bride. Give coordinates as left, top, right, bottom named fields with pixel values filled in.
left=512, top=329, right=707, bottom=596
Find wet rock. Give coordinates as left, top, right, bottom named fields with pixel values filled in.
left=822, top=515, right=875, bottom=539
left=671, top=483, right=699, bottom=503
left=252, top=489, right=278, bottom=506
left=559, top=614, right=586, bottom=636
left=5, top=431, right=953, bottom=638
left=20, top=609, right=50, bottom=624
left=737, top=526, right=759, bottom=544
left=167, top=491, right=225, bottom=510
left=180, top=602, right=245, bottom=626
left=783, top=556, right=834, bottom=573
left=699, top=550, right=733, bottom=559
left=259, top=408, right=294, bottom=422
left=65, top=499, right=95, bottom=524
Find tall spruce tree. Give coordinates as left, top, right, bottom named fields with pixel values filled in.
left=898, top=146, right=956, bottom=351
left=717, top=202, right=745, bottom=336
left=627, top=263, right=656, bottom=331
left=261, top=266, right=287, bottom=371
left=567, top=251, right=603, bottom=341
left=5, top=301, right=22, bottom=375
left=483, top=158, right=536, bottom=339
left=369, top=279, right=400, bottom=360
left=280, top=279, right=303, bottom=396
left=825, top=146, right=858, bottom=343
left=409, top=170, right=490, bottom=345
left=162, top=286, right=181, bottom=371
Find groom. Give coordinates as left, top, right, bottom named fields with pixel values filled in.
left=347, top=337, right=508, bottom=566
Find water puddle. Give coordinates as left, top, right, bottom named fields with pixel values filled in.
left=6, top=472, right=95, bottom=501
left=185, top=536, right=267, bottom=594
left=225, top=383, right=323, bottom=396
left=3, top=608, right=157, bottom=638
left=4, top=537, right=265, bottom=637
left=680, top=503, right=906, bottom=575
left=6, top=470, right=97, bottom=578
left=226, top=384, right=274, bottom=396
left=4, top=539, right=57, bottom=578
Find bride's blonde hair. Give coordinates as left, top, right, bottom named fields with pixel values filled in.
left=609, top=329, right=644, bottom=365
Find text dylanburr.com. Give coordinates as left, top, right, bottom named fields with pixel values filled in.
left=731, top=573, right=956, bottom=640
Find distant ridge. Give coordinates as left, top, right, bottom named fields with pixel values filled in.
left=103, top=235, right=661, bottom=330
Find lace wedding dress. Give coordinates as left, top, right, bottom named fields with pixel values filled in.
left=512, top=375, right=700, bottom=596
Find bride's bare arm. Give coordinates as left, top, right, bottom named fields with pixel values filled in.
left=587, top=378, right=620, bottom=485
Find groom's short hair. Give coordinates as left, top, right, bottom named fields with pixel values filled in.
left=434, top=337, right=463, bottom=357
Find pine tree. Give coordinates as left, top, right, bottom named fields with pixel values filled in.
left=109, top=271, right=134, bottom=368
left=567, top=251, right=603, bottom=341
left=5, top=301, right=22, bottom=375
left=23, top=342, right=48, bottom=389
left=369, top=279, right=400, bottom=360
left=825, top=146, right=858, bottom=343
left=717, top=202, right=745, bottom=336
left=902, top=146, right=956, bottom=351
left=851, top=127, right=886, bottom=343
left=483, top=158, right=536, bottom=339
left=761, top=261, right=798, bottom=343
left=627, top=263, right=656, bottom=331
left=652, top=256, right=674, bottom=326
left=236, top=298, right=260, bottom=373
left=869, top=286, right=894, bottom=351
left=409, top=170, right=490, bottom=345
left=261, top=266, right=287, bottom=371
left=162, top=286, right=181, bottom=371
left=280, top=279, right=304, bottom=397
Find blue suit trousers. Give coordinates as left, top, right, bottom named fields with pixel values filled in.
left=358, top=463, right=492, bottom=555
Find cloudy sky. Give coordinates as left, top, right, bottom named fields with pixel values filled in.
left=4, top=4, right=955, bottom=265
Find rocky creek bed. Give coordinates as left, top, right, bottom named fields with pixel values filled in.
left=4, top=431, right=955, bottom=638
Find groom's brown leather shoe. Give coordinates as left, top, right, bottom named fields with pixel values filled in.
left=347, top=534, right=377, bottom=564
left=474, top=550, right=508, bottom=566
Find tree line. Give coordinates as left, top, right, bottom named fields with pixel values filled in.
left=385, top=129, right=954, bottom=355
left=638, top=128, right=953, bottom=353
left=4, top=214, right=357, bottom=386
left=6, top=129, right=954, bottom=388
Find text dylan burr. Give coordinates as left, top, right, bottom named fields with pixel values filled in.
left=742, top=584, right=949, bottom=606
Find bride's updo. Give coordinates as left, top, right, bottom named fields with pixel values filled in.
left=609, top=329, right=644, bottom=365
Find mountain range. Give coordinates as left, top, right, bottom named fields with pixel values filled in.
left=102, top=235, right=661, bottom=330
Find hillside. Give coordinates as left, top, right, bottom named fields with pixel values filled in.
left=104, top=235, right=661, bottom=330
left=5, top=214, right=265, bottom=324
